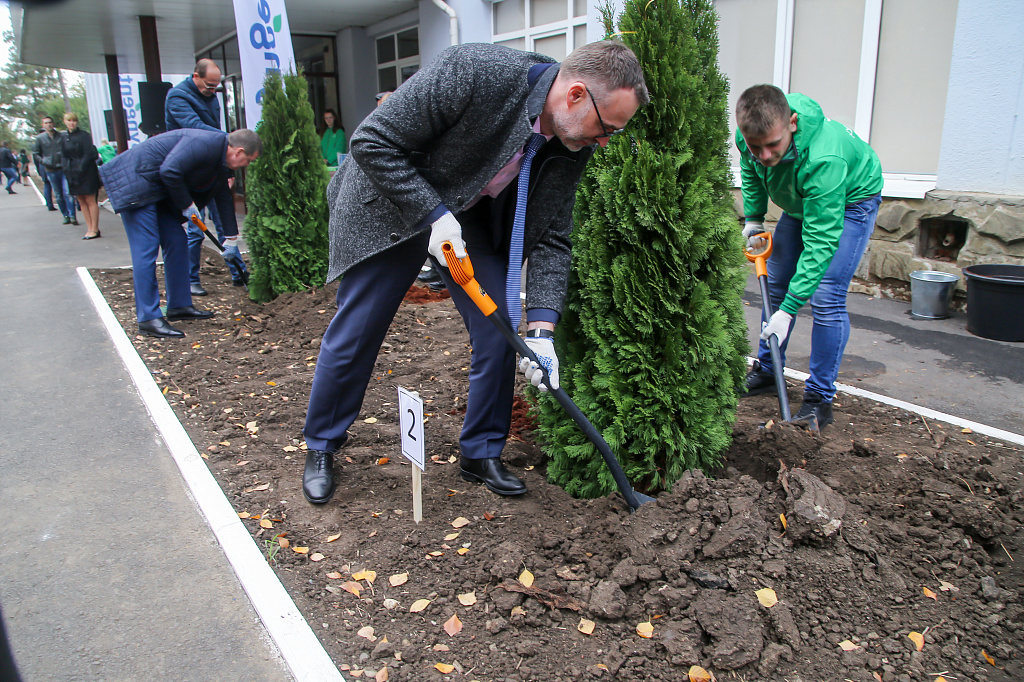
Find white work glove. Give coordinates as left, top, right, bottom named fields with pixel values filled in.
left=742, top=221, right=767, bottom=251
left=183, top=203, right=201, bottom=226
left=760, top=310, right=794, bottom=345
left=221, top=236, right=241, bottom=261
left=427, top=212, right=466, bottom=267
left=519, top=337, right=560, bottom=392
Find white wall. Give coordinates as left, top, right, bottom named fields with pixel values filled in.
left=936, top=0, right=1024, bottom=195
left=335, top=26, right=378, bottom=138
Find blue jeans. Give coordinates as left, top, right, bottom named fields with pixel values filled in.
left=186, top=201, right=245, bottom=283
left=45, top=169, right=74, bottom=219
left=2, top=168, right=17, bottom=191
left=757, top=193, right=882, bottom=401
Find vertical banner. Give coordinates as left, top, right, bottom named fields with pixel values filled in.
left=233, top=0, right=296, bottom=129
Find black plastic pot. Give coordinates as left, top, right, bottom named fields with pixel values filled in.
left=962, top=264, right=1024, bottom=341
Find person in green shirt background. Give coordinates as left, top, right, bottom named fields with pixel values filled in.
left=320, top=109, right=346, bottom=167
left=736, top=84, right=882, bottom=429
left=97, top=139, right=117, bottom=165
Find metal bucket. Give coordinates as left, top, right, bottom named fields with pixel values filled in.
left=910, top=270, right=958, bottom=319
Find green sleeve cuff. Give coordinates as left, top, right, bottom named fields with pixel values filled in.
left=780, top=295, right=805, bottom=315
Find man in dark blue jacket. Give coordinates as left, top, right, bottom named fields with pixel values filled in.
left=165, top=59, right=246, bottom=294
left=99, top=128, right=261, bottom=338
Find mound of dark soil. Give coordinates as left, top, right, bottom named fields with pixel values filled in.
left=91, top=260, right=1023, bottom=682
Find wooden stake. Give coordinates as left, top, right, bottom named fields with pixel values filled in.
left=412, top=465, right=422, bottom=524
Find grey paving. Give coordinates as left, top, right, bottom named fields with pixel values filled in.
left=0, top=183, right=290, bottom=681
left=741, top=274, right=1024, bottom=437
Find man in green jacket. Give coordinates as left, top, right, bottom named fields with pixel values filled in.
left=736, top=84, right=882, bottom=428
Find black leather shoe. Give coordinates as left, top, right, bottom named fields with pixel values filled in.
left=190, top=283, right=208, bottom=296
left=303, top=450, right=336, bottom=504
left=741, top=360, right=778, bottom=397
left=165, top=306, right=214, bottom=321
left=47, top=206, right=58, bottom=211
left=794, top=390, right=834, bottom=429
left=460, top=457, right=527, bottom=496
left=138, top=317, right=185, bottom=338
left=232, top=278, right=246, bottom=287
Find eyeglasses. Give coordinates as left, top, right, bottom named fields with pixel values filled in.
left=585, top=86, right=625, bottom=139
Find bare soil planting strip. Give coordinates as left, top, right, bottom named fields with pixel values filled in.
left=77, top=266, right=344, bottom=682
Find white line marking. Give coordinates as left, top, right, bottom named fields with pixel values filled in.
left=748, top=357, right=1024, bottom=446
left=78, top=267, right=345, bottom=682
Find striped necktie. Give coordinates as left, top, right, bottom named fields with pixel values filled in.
left=506, top=133, right=545, bottom=332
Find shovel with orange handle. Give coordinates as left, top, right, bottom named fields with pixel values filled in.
left=441, top=241, right=654, bottom=512
left=744, top=231, right=798, bottom=424
left=189, top=213, right=250, bottom=291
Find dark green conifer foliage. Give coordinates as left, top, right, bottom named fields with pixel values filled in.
left=244, top=70, right=330, bottom=303
left=537, top=0, right=749, bottom=497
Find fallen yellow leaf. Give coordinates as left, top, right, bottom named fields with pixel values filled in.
left=259, top=519, right=273, bottom=529
left=907, top=632, right=924, bottom=651
left=266, top=381, right=276, bottom=386
left=375, top=666, right=388, bottom=682
left=277, top=537, right=290, bottom=549
left=310, top=553, right=325, bottom=562
left=755, top=587, right=778, bottom=608
left=444, top=533, right=460, bottom=541
left=376, top=457, right=389, bottom=465
left=434, top=663, right=455, bottom=674
left=636, top=621, right=654, bottom=638
left=936, top=677, right=947, bottom=682
left=409, top=599, right=431, bottom=613
left=451, top=517, right=471, bottom=528
left=510, top=606, right=526, bottom=617
left=389, top=573, right=408, bottom=587
left=577, top=618, right=596, bottom=635
left=292, top=546, right=309, bottom=554
left=780, top=513, right=787, bottom=531
left=923, top=586, right=937, bottom=600
left=595, top=663, right=608, bottom=670
left=237, top=512, right=250, bottom=519
left=326, top=533, right=341, bottom=542
left=962, top=427, right=973, bottom=434
left=938, top=580, right=959, bottom=592
left=443, top=612, right=463, bottom=637
left=519, top=569, right=535, bottom=588
left=364, top=417, right=378, bottom=424
left=352, top=570, right=377, bottom=583
left=688, top=664, right=713, bottom=681
left=341, top=582, right=362, bottom=597
left=326, top=572, right=343, bottom=580
left=838, top=640, right=861, bottom=651
left=457, top=592, right=477, bottom=606
left=357, top=625, right=376, bottom=641
left=982, top=649, right=995, bottom=666
left=429, top=551, right=443, bottom=557
left=457, top=548, right=469, bottom=555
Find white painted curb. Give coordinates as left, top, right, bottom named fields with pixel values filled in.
left=78, top=267, right=345, bottom=682
left=748, top=357, right=1024, bottom=447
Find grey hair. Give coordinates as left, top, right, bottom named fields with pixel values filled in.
left=736, top=84, right=791, bottom=138
left=227, top=128, right=263, bottom=156
left=560, top=40, right=649, bottom=107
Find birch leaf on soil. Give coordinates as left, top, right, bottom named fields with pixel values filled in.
left=577, top=618, right=595, bottom=635
left=389, top=573, right=408, bottom=587
left=519, top=569, right=534, bottom=588
left=755, top=587, right=778, bottom=607
left=457, top=592, right=477, bottom=606
left=409, top=599, right=431, bottom=613
left=443, top=613, right=463, bottom=637
left=907, top=632, right=925, bottom=651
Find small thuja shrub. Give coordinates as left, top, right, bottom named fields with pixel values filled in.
left=245, top=69, right=329, bottom=303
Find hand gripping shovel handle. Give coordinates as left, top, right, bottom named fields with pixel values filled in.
left=441, top=242, right=654, bottom=512
left=744, top=232, right=792, bottom=421
left=190, top=213, right=250, bottom=290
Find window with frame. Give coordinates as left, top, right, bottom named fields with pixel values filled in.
left=376, top=28, right=420, bottom=93
left=492, top=0, right=590, bottom=60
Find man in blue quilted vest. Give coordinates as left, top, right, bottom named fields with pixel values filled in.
left=99, top=128, right=261, bottom=338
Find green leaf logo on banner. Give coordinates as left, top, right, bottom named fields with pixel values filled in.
left=273, top=14, right=282, bottom=32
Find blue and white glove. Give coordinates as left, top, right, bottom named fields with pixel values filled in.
left=519, top=337, right=560, bottom=392
left=183, top=203, right=201, bottom=224
left=742, top=221, right=767, bottom=251
left=428, top=212, right=466, bottom=267
left=760, top=310, right=794, bottom=345
left=222, top=236, right=242, bottom=262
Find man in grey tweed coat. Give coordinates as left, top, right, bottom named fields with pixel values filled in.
left=302, top=41, right=648, bottom=503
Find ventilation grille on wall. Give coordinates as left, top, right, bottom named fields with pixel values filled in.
left=917, top=216, right=968, bottom=263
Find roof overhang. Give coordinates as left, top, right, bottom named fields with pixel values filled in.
left=11, top=0, right=418, bottom=75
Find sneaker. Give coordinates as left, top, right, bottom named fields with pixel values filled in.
left=741, top=360, right=777, bottom=397
left=794, top=391, right=834, bottom=429
left=62, top=216, right=72, bottom=224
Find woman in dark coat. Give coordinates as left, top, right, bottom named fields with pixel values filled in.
left=61, top=112, right=102, bottom=239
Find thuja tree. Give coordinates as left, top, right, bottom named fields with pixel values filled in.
left=245, top=69, right=329, bottom=303
left=537, top=0, right=749, bottom=497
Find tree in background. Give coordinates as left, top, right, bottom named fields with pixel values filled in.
left=536, top=0, right=749, bottom=497
left=244, top=70, right=330, bottom=303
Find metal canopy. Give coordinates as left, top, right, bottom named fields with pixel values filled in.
left=12, top=0, right=417, bottom=75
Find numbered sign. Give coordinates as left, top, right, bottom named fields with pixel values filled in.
left=397, top=386, right=425, bottom=471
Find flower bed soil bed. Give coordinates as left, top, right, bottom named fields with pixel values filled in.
left=91, top=260, right=1024, bottom=682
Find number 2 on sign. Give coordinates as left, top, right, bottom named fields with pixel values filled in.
left=397, top=387, right=425, bottom=471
